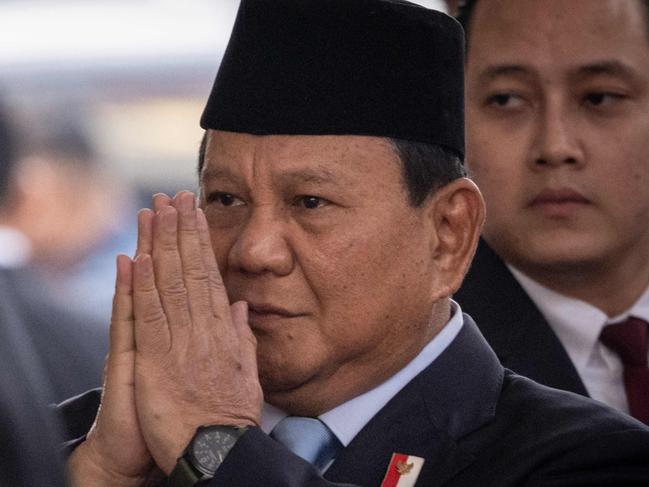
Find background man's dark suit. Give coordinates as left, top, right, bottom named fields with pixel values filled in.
left=0, top=273, right=67, bottom=486
left=0, top=266, right=108, bottom=403
left=60, top=315, right=649, bottom=486
left=455, top=238, right=588, bottom=396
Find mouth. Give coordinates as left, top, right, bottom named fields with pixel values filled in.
left=246, top=302, right=305, bottom=328
left=527, top=188, right=591, bottom=216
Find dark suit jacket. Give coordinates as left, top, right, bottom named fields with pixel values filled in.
left=455, top=239, right=588, bottom=396
left=0, top=274, right=66, bottom=486
left=60, top=315, right=649, bottom=486
left=0, top=267, right=108, bottom=403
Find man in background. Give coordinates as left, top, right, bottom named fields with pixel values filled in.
left=0, top=97, right=67, bottom=486
left=0, top=100, right=107, bottom=403
left=2, top=112, right=136, bottom=321
left=455, top=0, right=649, bottom=425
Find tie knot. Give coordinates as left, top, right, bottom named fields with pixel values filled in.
left=600, top=317, right=649, bottom=367
left=270, top=416, right=342, bottom=471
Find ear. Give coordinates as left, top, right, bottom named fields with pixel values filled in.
left=425, top=177, right=485, bottom=300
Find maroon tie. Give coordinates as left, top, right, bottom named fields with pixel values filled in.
left=600, top=317, right=649, bottom=425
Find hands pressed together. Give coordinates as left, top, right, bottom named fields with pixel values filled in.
left=68, top=192, right=263, bottom=486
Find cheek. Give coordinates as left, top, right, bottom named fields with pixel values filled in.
left=599, top=160, right=649, bottom=224
left=307, top=221, right=430, bottom=343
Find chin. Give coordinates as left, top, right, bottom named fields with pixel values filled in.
left=494, top=227, right=605, bottom=266
left=257, top=357, right=312, bottom=393
left=514, top=239, right=613, bottom=276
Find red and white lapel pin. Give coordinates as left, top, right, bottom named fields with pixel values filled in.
left=380, top=453, right=424, bottom=487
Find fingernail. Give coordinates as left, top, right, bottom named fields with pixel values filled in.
left=116, top=254, right=133, bottom=287
left=179, top=192, right=196, bottom=212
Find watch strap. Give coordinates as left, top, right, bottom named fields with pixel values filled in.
left=167, top=457, right=204, bottom=487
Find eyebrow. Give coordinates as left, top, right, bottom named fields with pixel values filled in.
left=476, top=64, right=532, bottom=84
left=201, top=167, right=240, bottom=184
left=573, top=60, right=637, bottom=81
left=476, top=60, right=638, bottom=84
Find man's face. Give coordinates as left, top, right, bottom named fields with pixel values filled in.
left=199, top=130, right=438, bottom=413
left=465, top=0, right=649, bottom=277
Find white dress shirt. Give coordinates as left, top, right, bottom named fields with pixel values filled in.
left=0, top=225, right=31, bottom=269
left=261, top=300, right=464, bottom=446
left=508, top=265, right=649, bottom=414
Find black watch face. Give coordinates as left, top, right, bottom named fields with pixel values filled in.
left=190, top=426, right=241, bottom=475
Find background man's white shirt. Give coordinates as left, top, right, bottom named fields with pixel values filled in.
left=0, top=226, right=31, bottom=269
left=509, top=265, right=649, bottom=414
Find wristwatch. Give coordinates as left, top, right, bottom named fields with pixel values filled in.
left=167, top=425, right=249, bottom=486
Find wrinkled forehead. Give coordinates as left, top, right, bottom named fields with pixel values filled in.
left=200, top=130, right=400, bottom=188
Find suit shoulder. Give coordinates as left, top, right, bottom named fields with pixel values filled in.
left=452, top=371, right=649, bottom=485
left=500, top=370, right=647, bottom=433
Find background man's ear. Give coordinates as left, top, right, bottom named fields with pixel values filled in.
left=427, top=177, right=485, bottom=300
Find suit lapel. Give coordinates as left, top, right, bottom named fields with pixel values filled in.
left=325, top=318, right=503, bottom=486
left=455, top=239, right=588, bottom=396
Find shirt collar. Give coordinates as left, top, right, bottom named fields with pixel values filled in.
left=507, top=264, right=649, bottom=371
left=608, top=284, right=649, bottom=324
left=0, top=226, right=31, bottom=269
left=261, top=300, right=465, bottom=446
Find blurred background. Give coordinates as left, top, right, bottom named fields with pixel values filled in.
left=0, top=0, right=448, bottom=323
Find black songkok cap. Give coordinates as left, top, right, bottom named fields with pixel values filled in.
left=201, top=0, right=465, bottom=159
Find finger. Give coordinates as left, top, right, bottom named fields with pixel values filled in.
left=97, top=255, right=135, bottom=428
left=152, top=206, right=192, bottom=331
left=175, top=192, right=213, bottom=324
left=136, top=209, right=154, bottom=257
left=152, top=193, right=173, bottom=213
left=133, top=253, right=171, bottom=355
left=197, top=208, right=231, bottom=314
left=110, top=254, right=135, bottom=355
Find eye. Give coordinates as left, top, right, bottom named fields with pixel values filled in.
left=206, top=192, right=245, bottom=207
left=294, top=195, right=329, bottom=209
left=582, top=92, right=626, bottom=107
left=485, top=93, right=525, bottom=109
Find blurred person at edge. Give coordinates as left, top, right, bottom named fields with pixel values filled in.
left=0, top=104, right=107, bottom=403
left=5, top=115, right=137, bottom=322
left=59, top=1, right=649, bottom=486
left=455, top=0, right=649, bottom=425
left=0, top=271, right=67, bottom=486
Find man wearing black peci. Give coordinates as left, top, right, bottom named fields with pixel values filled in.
left=64, top=1, right=649, bottom=486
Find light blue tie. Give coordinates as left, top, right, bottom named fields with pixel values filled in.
left=270, top=416, right=342, bottom=471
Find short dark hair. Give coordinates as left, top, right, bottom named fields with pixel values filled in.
left=28, top=118, right=97, bottom=168
left=390, top=139, right=465, bottom=206
left=0, top=100, right=17, bottom=206
left=197, top=131, right=465, bottom=207
left=457, top=0, right=649, bottom=49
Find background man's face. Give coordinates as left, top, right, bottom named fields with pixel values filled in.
left=465, top=0, right=649, bottom=276
left=199, top=131, right=437, bottom=411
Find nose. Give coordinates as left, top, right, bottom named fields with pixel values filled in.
left=529, top=100, right=584, bottom=170
left=228, top=209, right=295, bottom=277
